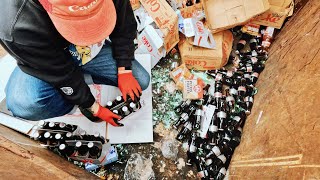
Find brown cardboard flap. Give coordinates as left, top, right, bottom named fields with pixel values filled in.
left=180, top=3, right=204, bottom=18
left=252, top=0, right=294, bottom=29
left=269, top=0, right=292, bottom=7
left=140, top=0, right=179, bottom=52
left=204, top=0, right=270, bottom=33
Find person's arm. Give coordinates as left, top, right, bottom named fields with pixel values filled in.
left=1, top=39, right=95, bottom=108
left=109, top=0, right=137, bottom=68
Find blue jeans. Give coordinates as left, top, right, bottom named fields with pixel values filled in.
left=5, top=43, right=150, bottom=120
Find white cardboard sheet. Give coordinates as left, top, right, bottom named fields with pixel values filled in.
left=0, top=54, right=153, bottom=144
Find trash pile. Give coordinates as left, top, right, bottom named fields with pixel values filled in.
left=132, top=0, right=294, bottom=179
left=26, top=0, right=294, bottom=179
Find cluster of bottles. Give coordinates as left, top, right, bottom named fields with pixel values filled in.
left=173, top=28, right=271, bottom=179
left=31, top=120, right=106, bottom=161
left=80, top=95, right=142, bottom=123
left=106, top=95, right=142, bottom=118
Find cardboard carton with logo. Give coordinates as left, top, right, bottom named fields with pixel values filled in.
left=203, top=0, right=270, bottom=33
left=135, top=0, right=179, bottom=67
left=139, top=0, right=179, bottom=53
left=251, top=0, right=294, bottom=29
left=178, top=30, right=234, bottom=70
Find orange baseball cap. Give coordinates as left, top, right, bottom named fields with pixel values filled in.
left=39, top=0, right=117, bottom=46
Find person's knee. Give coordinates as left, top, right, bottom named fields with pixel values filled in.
left=139, top=71, right=150, bottom=91
left=6, top=91, right=50, bottom=120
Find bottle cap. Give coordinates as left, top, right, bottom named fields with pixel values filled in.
left=66, top=132, right=72, bottom=138
left=44, top=132, right=51, bottom=138
left=55, top=133, right=62, bottom=140
left=116, top=96, right=122, bottom=101
left=33, top=132, right=40, bottom=138
left=129, top=102, right=136, bottom=108
left=87, top=142, right=94, bottom=148
left=122, top=106, right=128, bottom=112
left=48, top=122, right=55, bottom=128
left=38, top=120, right=46, bottom=126
left=93, top=132, right=100, bottom=138
left=106, top=101, right=113, bottom=107
left=59, top=144, right=66, bottom=150
left=76, top=141, right=82, bottom=147
left=59, top=122, right=66, bottom=128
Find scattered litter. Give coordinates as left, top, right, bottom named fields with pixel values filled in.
left=124, top=153, right=155, bottom=180
left=161, top=138, right=179, bottom=160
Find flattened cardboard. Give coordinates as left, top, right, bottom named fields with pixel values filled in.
left=107, top=54, right=153, bottom=144
left=178, top=30, right=233, bottom=70
left=252, top=0, right=294, bottom=29
left=140, top=0, right=179, bottom=52
left=180, top=2, right=204, bottom=19
left=203, top=0, right=270, bottom=33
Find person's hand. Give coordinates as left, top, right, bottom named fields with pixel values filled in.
left=118, top=68, right=142, bottom=101
left=92, top=103, right=123, bottom=127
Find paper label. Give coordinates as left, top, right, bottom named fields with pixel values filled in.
left=189, top=144, right=197, bottom=152
left=217, top=111, right=227, bottom=118
left=183, top=78, right=204, bottom=99
left=212, top=146, right=221, bottom=156
left=252, top=72, right=259, bottom=78
left=200, top=105, right=216, bottom=138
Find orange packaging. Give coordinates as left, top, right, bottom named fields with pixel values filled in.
left=183, top=78, right=204, bottom=100
left=170, top=64, right=194, bottom=90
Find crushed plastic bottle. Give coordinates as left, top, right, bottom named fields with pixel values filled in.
left=161, top=138, right=179, bottom=160
left=124, top=153, right=155, bottom=180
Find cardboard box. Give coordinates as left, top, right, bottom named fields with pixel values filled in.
left=178, top=30, right=233, bottom=70
left=130, top=0, right=141, bottom=10
left=251, top=0, right=294, bottom=29
left=180, top=2, right=204, bottom=19
left=140, top=0, right=180, bottom=52
left=136, top=25, right=166, bottom=67
left=203, top=0, right=270, bottom=33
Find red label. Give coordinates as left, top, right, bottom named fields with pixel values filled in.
left=144, top=0, right=160, bottom=12
left=185, top=59, right=216, bottom=69
left=261, top=13, right=283, bottom=23
left=196, top=21, right=204, bottom=34
left=142, top=36, right=153, bottom=52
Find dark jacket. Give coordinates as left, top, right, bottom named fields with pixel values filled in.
left=0, top=0, right=137, bottom=108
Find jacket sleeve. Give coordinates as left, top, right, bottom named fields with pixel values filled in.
left=1, top=40, right=95, bottom=108
left=109, top=0, right=137, bottom=67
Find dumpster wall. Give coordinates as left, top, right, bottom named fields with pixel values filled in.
left=229, top=0, right=320, bottom=179
left=0, top=125, right=98, bottom=179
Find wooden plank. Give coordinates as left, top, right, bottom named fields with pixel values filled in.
left=229, top=0, right=320, bottom=179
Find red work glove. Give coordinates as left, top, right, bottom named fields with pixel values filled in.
left=93, top=104, right=123, bottom=127
left=118, top=70, right=142, bottom=101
